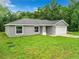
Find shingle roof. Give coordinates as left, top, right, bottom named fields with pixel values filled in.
left=5, top=19, right=64, bottom=26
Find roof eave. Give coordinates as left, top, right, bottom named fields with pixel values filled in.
left=5, top=24, right=54, bottom=26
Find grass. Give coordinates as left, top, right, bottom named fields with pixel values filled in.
left=68, top=32, right=79, bottom=35
left=0, top=32, right=79, bottom=59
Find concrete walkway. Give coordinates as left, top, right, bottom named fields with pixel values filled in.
left=62, top=34, right=79, bottom=38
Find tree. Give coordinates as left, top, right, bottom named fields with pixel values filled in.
left=68, top=0, right=79, bottom=31
left=0, top=6, right=18, bottom=31
left=0, top=6, right=10, bottom=31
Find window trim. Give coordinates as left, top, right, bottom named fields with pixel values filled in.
left=15, top=26, right=24, bottom=35
left=34, top=26, right=39, bottom=32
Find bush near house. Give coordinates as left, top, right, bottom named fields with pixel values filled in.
left=0, top=32, right=79, bottom=59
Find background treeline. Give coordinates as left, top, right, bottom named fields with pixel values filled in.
left=0, top=0, right=79, bottom=32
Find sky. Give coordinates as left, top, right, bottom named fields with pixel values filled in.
left=0, top=0, right=69, bottom=12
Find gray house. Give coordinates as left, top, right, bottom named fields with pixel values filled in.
left=5, top=19, right=68, bottom=37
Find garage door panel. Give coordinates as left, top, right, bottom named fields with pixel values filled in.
left=56, top=26, right=67, bottom=35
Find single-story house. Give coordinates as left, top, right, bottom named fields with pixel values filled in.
left=5, top=19, right=69, bottom=37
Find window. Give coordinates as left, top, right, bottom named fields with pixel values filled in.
left=16, top=26, right=22, bottom=34
left=35, top=27, right=39, bottom=32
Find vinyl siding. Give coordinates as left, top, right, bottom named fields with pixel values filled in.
left=46, top=26, right=56, bottom=35
left=55, top=21, right=68, bottom=26
left=5, top=25, right=40, bottom=37
left=5, top=25, right=15, bottom=37
left=5, top=22, right=68, bottom=37
left=23, top=26, right=40, bottom=35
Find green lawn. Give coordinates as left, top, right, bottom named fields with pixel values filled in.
left=68, top=32, right=79, bottom=35
left=0, top=32, right=79, bottom=59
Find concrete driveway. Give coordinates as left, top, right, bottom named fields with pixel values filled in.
left=62, top=34, right=79, bottom=38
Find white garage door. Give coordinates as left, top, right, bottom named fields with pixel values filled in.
left=55, top=26, right=67, bottom=35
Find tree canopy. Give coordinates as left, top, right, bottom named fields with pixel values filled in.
left=0, top=0, right=79, bottom=32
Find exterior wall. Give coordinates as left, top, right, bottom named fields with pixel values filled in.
left=40, top=26, right=47, bottom=35
left=46, top=26, right=52, bottom=35
left=5, top=25, right=15, bottom=37
left=40, top=26, right=42, bottom=34
left=46, top=26, right=67, bottom=36
left=46, top=26, right=56, bottom=35
left=5, top=25, right=67, bottom=37
left=5, top=25, right=40, bottom=37
left=55, top=26, right=67, bottom=35
left=51, top=26, right=56, bottom=35
left=55, top=21, right=68, bottom=26
left=55, top=21, right=68, bottom=35
left=42, top=26, right=46, bottom=35
left=23, top=26, right=40, bottom=35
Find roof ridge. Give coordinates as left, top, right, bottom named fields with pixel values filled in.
left=5, top=19, right=65, bottom=26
